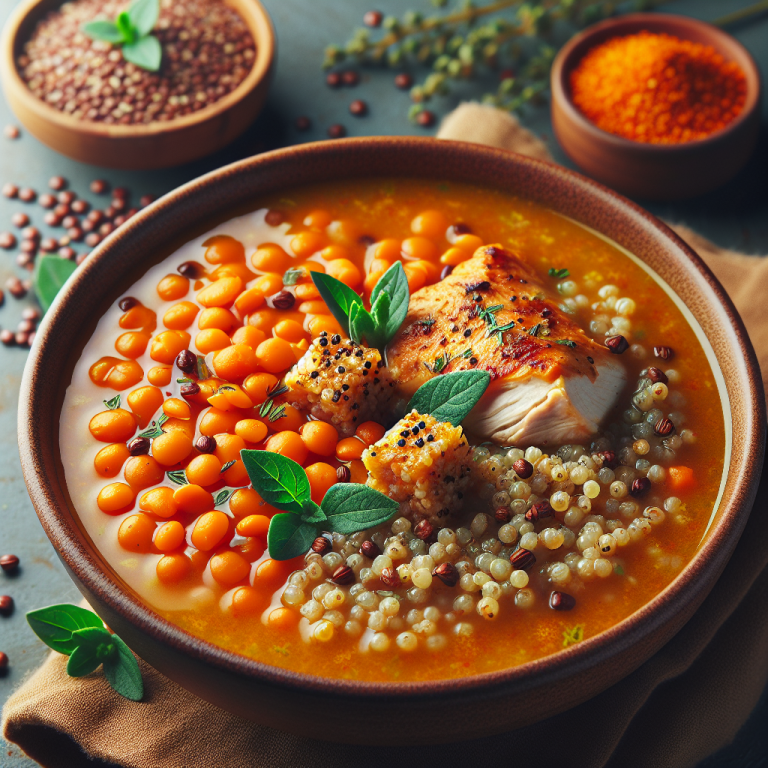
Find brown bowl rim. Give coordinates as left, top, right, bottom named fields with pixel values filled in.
left=19, top=137, right=766, bottom=700
left=0, top=0, right=275, bottom=138
left=550, top=12, right=762, bottom=154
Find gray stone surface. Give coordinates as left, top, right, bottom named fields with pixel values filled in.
left=1, top=0, right=766, bottom=764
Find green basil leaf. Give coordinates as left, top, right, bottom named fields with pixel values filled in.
left=116, top=11, right=135, bottom=42
left=127, top=0, right=159, bottom=37
left=300, top=500, right=327, bottom=525
left=26, top=604, right=104, bottom=655
left=267, top=513, right=318, bottom=560
left=321, top=484, right=398, bottom=534
left=349, top=302, right=377, bottom=347
left=103, top=395, right=121, bottom=410
left=102, top=634, right=143, bottom=701
left=311, top=272, right=363, bottom=336
left=66, top=644, right=102, bottom=677
left=33, top=255, right=78, bottom=314
left=370, top=289, right=390, bottom=330
left=82, top=19, right=126, bottom=43
left=407, top=370, right=491, bottom=426
left=240, top=450, right=310, bottom=514
left=122, top=34, right=161, bottom=72
left=370, top=261, right=409, bottom=343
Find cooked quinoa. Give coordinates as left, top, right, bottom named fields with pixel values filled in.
left=284, top=332, right=398, bottom=435
left=362, top=410, right=472, bottom=524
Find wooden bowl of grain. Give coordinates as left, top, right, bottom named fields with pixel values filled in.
left=0, top=0, right=274, bottom=169
left=550, top=14, right=761, bottom=201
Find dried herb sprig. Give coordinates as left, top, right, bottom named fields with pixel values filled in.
left=325, top=0, right=670, bottom=122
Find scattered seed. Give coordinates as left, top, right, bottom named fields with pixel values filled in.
left=0, top=554, right=19, bottom=573
left=341, top=70, right=359, bottom=86
left=549, top=591, right=576, bottom=611
left=363, top=10, right=383, bottom=27
left=127, top=436, right=151, bottom=456
left=394, top=72, right=413, bottom=89
left=2, top=183, right=18, bottom=198
left=359, top=540, right=380, bottom=559
left=326, top=72, right=342, bottom=88
left=48, top=175, right=66, bottom=190
left=349, top=99, right=368, bottom=116
left=4, top=125, right=20, bottom=139
left=0, top=232, right=16, bottom=249
left=312, top=537, right=332, bottom=556
left=416, top=110, right=436, bottom=127
left=336, top=465, right=351, bottom=483
left=327, top=123, right=347, bottom=138
left=0, top=595, right=13, bottom=616
left=19, top=188, right=36, bottom=203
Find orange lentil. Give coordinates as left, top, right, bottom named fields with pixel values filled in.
left=114, top=331, right=150, bottom=359
left=209, top=551, right=250, bottom=587
left=229, top=488, right=277, bottom=518
left=198, top=307, right=238, bottom=332
left=154, top=520, right=186, bottom=552
left=235, top=514, right=270, bottom=538
left=319, top=244, right=350, bottom=262
left=234, top=287, right=265, bottom=316
left=570, top=31, right=747, bottom=144
left=300, top=420, right=339, bottom=456
left=355, top=421, right=386, bottom=446
left=127, top=386, right=164, bottom=428
left=242, top=372, right=278, bottom=403
left=454, top=233, right=483, bottom=252
left=411, top=210, right=449, bottom=240
left=231, top=325, right=267, bottom=349
left=235, top=418, right=269, bottom=444
left=156, top=553, right=192, bottom=583
left=123, top=455, right=164, bottom=489
left=233, top=536, right=266, bottom=562
left=254, top=558, right=291, bottom=592
left=268, top=403, right=304, bottom=434
left=326, top=258, right=362, bottom=288
left=211, top=263, right=254, bottom=284
left=307, top=315, right=344, bottom=338
left=163, top=397, right=191, bottom=420
left=213, top=343, right=259, bottom=380
left=274, top=318, right=308, bottom=344
left=252, top=273, right=284, bottom=298
left=251, top=245, right=291, bottom=273
left=440, top=247, right=471, bottom=267
left=304, top=209, right=332, bottom=229
left=306, top=462, right=337, bottom=504
left=401, top=236, right=438, bottom=262
left=328, top=219, right=361, bottom=247
left=231, top=586, right=268, bottom=617
left=173, top=484, right=215, bottom=516
left=265, top=431, right=308, bottom=465
left=139, top=486, right=178, bottom=518
left=156, top=274, right=190, bottom=301
left=97, top=482, right=135, bottom=514
left=118, top=513, right=156, bottom=552
left=256, top=337, right=296, bottom=374
left=290, top=231, right=326, bottom=258
left=151, top=430, right=193, bottom=466
left=203, top=234, right=245, bottom=264
left=94, top=443, right=131, bottom=478
left=294, top=283, right=320, bottom=301
left=196, top=328, right=232, bottom=354
left=214, top=433, right=247, bottom=464
left=147, top=366, right=172, bottom=387
left=336, top=436, right=365, bottom=461
left=267, top=607, right=300, bottom=631
left=88, top=357, right=144, bottom=390
left=163, top=301, right=199, bottom=330
left=186, top=454, right=223, bottom=486
left=199, top=407, right=240, bottom=436
left=196, top=276, right=243, bottom=308
left=88, top=408, right=137, bottom=442
left=119, top=304, right=156, bottom=333
left=298, top=299, right=330, bottom=316
left=150, top=330, right=190, bottom=365
left=222, top=459, right=250, bottom=487
left=191, top=511, right=230, bottom=551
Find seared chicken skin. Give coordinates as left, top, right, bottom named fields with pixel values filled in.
left=387, top=245, right=626, bottom=446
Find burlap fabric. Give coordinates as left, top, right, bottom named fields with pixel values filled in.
left=4, top=103, right=767, bottom=768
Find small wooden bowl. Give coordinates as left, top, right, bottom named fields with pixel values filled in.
left=18, top=138, right=766, bottom=743
left=0, top=0, right=275, bottom=169
left=550, top=13, right=762, bottom=200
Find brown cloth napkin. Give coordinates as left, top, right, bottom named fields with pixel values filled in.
left=4, top=103, right=768, bottom=768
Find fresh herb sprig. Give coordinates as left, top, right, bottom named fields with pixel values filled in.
left=242, top=450, right=398, bottom=560
left=407, top=369, right=490, bottom=426
left=311, top=261, right=409, bottom=355
left=324, top=0, right=670, bottom=123
left=83, top=0, right=162, bottom=72
left=27, top=604, right=143, bottom=701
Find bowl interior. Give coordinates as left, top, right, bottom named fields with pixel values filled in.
left=554, top=13, right=762, bottom=150
left=20, top=138, right=765, bottom=699
left=2, top=0, right=275, bottom=136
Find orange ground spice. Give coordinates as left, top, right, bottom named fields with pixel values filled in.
left=570, top=31, right=747, bottom=144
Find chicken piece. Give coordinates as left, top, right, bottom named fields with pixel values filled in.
left=362, top=410, right=472, bottom=524
left=386, top=245, right=626, bottom=447
left=284, top=332, right=398, bottom=436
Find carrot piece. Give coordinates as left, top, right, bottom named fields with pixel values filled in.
left=668, top=466, right=696, bottom=492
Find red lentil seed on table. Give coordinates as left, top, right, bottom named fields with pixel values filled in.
left=17, top=0, right=255, bottom=125
left=60, top=178, right=725, bottom=682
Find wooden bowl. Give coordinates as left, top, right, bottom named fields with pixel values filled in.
left=0, top=0, right=275, bottom=169
left=18, top=138, right=766, bottom=743
left=550, top=13, right=762, bottom=200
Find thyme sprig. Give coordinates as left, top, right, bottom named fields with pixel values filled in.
left=324, top=0, right=670, bottom=122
